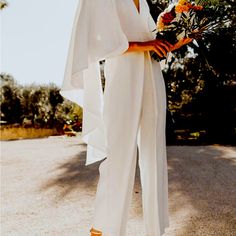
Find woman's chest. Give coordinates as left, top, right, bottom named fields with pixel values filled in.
left=116, top=0, right=155, bottom=41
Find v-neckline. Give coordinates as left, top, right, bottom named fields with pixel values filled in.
left=131, top=0, right=141, bottom=16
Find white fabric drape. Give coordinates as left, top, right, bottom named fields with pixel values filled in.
left=60, top=1, right=170, bottom=235
left=59, top=0, right=161, bottom=167
left=60, top=0, right=129, bottom=165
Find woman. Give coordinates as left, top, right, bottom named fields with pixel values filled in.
left=60, top=0, right=191, bottom=235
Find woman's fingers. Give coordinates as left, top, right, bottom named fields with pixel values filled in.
left=171, top=37, right=193, bottom=51
left=171, top=41, right=181, bottom=51
left=153, top=44, right=167, bottom=58
left=157, top=41, right=171, bottom=52
left=154, top=48, right=165, bottom=58
left=156, top=45, right=167, bottom=57
left=162, top=40, right=173, bottom=49
left=151, top=43, right=163, bottom=57
left=179, top=37, right=192, bottom=47
left=183, top=37, right=193, bottom=44
left=152, top=40, right=174, bottom=58
left=154, top=40, right=173, bottom=52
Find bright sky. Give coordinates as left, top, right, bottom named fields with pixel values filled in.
left=1, top=0, right=79, bottom=86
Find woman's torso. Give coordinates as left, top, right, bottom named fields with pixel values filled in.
left=104, top=0, right=161, bottom=82
left=117, top=0, right=156, bottom=41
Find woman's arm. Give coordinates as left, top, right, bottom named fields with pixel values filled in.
left=124, top=38, right=193, bottom=58
left=170, top=37, right=193, bottom=51
left=125, top=40, right=172, bottom=58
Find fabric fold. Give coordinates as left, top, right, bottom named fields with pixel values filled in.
left=59, top=0, right=129, bottom=165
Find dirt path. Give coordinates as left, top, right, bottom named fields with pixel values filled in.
left=1, top=136, right=236, bottom=236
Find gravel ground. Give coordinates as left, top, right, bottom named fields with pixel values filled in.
left=1, top=136, right=236, bottom=236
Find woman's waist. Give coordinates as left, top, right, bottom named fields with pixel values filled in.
left=125, top=31, right=155, bottom=42
left=105, top=50, right=157, bottom=65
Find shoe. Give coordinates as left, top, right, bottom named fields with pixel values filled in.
left=90, top=227, right=102, bottom=236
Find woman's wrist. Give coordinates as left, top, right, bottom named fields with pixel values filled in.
left=126, top=41, right=152, bottom=53
left=127, top=42, right=143, bottom=52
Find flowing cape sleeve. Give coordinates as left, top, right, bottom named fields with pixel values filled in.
left=60, top=0, right=129, bottom=166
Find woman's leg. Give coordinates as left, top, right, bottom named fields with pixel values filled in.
left=137, top=59, right=169, bottom=236
left=91, top=54, right=145, bottom=236
left=92, top=146, right=138, bottom=236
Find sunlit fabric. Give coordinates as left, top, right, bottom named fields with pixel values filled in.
left=60, top=0, right=169, bottom=235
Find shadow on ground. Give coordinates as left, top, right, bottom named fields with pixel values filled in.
left=39, top=143, right=236, bottom=235
left=167, top=146, right=236, bottom=236
left=39, top=144, right=101, bottom=199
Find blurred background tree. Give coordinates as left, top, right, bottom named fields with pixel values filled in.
left=147, top=0, right=236, bottom=145
left=0, top=73, right=83, bottom=133
left=0, top=0, right=8, bottom=10
left=0, top=74, right=23, bottom=124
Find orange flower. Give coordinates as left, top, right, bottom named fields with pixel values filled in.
left=175, top=4, right=190, bottom=13
left=186, top=3, right=193, bottom=8
left=177, top=0, right=203, bottom=12
left=157, top=18, right=165, bottom=31
left=178, top=0, right=187, bottom=5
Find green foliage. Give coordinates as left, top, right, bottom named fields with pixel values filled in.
left=0, top=73, right=83, bottom=131
left=0, top=74, right=23, bottom=124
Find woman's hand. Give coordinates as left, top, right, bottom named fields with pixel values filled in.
left=170, top=37, right=193, bottom=52
left=125, top=37, right=193, bottom=57
left=145, top=40, right=173, bottom=58
left=125, top=40, right=173, bottom=58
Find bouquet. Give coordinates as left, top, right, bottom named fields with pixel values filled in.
left=152, top=0, right=228, bottom=60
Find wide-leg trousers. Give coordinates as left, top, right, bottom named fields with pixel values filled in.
left=91, top=52, right=170, bottom=236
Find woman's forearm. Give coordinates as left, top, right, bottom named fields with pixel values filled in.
left=125, top=41, right=152, bottom=53
left=124, top=40, right=170, bottom=58
left=124, top=38, right=193, bottom=57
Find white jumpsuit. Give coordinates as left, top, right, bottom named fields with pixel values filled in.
left=60, top=0, right=170, bottom=235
